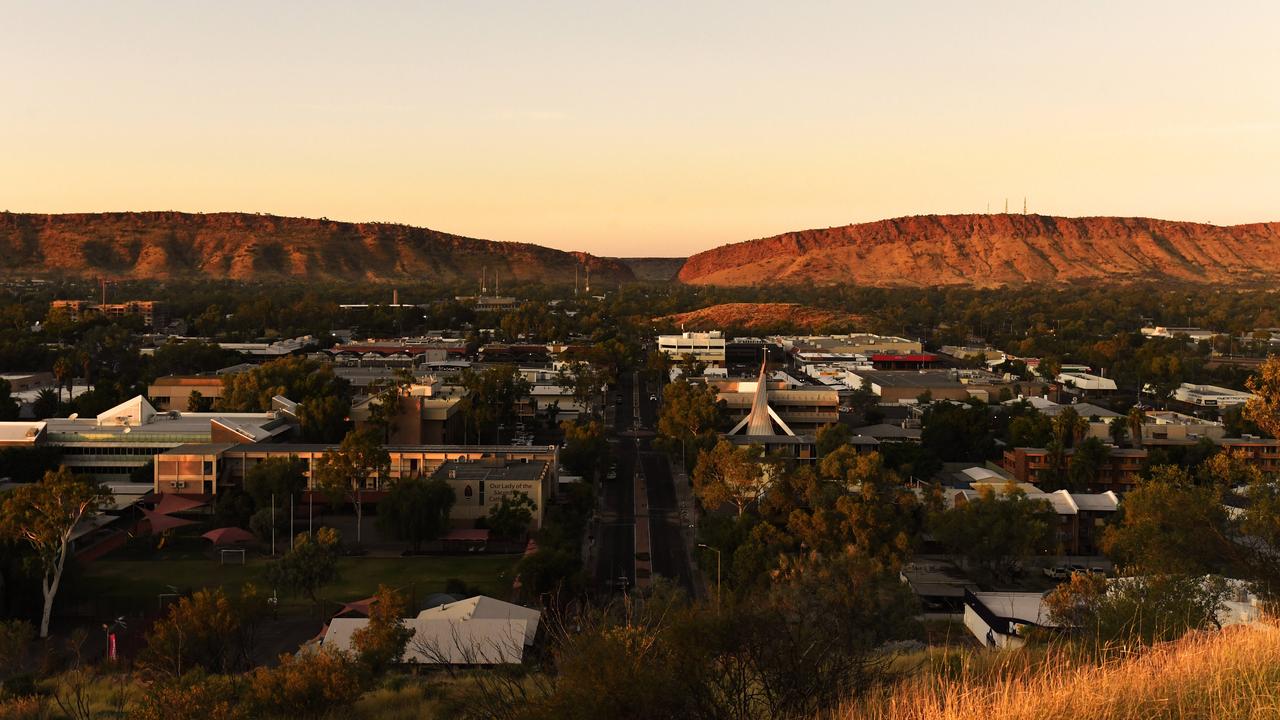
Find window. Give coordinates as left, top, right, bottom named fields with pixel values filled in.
left=464, top=484, right=473, bottom=499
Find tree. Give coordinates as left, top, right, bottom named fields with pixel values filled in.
left=364, top=371, right=414, bottom=442
left=656, top=379, right=724, bottom=469
left=560, top=420, right=610, bottom=478
left=0, top=378, right=18, bottom=421
left=265, top=528, right=340, bottom=608
left=1067, top=436, right=1110, bottom=491
left=1127, top=406, right=1146, bottom=447
left=693, top=440, right=766, bottom=517
left=350, top=585, right=413, bottom=673
left=376, top=476, right=455, bottom=551
left=931, top=484, right=1053, bottom=582
left=186, top=390, right=211, bottom=412
left=1053, top=405, right=1089, bottom=448
left=1007, top=409, right=1054, bottom=448
left=52, top=355, right=74, bottom=402
left=218, top=357, right=351, bottom=442
left=243, top=456, right=307, bottom=510
left=487, top=491, right=537, bottom=540
left=1245, top=355, right=1280, bottom=438
left=243, top=650, right=367, bottom=720
left=1045, top=571, right=1231, bottom=645
left=134, top=672, right=247, bottom=720
left=138, top=585, right=266, bottom=677
left=459, top=364, right=530, bottom=443
left=815, top=422, right=852, bottom=458
left=31, top=387, right=61, bottom=419
left=921, top=401, right=993, bottom=462
left=1100, top=466, right=1234, bottom=576
left=313, top=429, right=389, bottom=545
left=0, top=467, right=113, bottom=637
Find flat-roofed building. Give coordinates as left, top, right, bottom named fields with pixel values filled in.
left=153, top=443, right=557, bottom=528
left=43, top=395, right=293, bottom=482
left=350, top=378, right=466, bottom=445
left=1055, top=372, right=1118, bottom=393
left=1172, top=383, right=1253, bottom=408
left=844, top=370, right=971, bottom=404
left=51, top=299, right=166, bottom=327
left=771, top=333, right=922, bottom=357
left=1001, top=446, right=1145, bottom=493
left=147, top=375, right=226, bottom=411
left=658, top=331, right=727, bottom=366
left=0, top=421, right=47, bottom=447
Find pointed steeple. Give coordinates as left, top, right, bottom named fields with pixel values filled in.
left=745, top=352, right=775, bottom=436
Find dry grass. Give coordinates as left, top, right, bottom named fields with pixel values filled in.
left=837, top=624, right=1280, bottom=720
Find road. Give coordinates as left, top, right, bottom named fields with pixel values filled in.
left=592, top=370, right=696, bottom=598
left=595, top=372, right=637, bottom=595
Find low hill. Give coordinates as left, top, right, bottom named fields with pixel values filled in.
left=843, top=624, right=1280, bottom=720
left=658, top=302, right=865, bottom=332
left=0, top=211, right=634, bottom=284
left=677, top=214, right=1280, bottom=287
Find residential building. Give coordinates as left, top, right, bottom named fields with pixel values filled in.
left=1001, top=446, right=1146, bottom=493
left=51, top=299, right=166, bottom=327
left=944, top=483, right=1119, bottom=555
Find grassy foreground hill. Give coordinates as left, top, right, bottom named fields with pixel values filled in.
left=839, top=624, right=1280, bottom=720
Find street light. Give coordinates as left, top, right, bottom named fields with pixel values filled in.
left=697, top=543, right=721, bottom=612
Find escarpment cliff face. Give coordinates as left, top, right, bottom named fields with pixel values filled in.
left=676, top=214, right=1280, bottom=287
left=0, top=212, right=634, bottom=283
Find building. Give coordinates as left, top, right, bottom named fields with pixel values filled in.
left=1001, top=446, right=1146, bottom=493
left=327, top=339, right=467, bottom=367
left=843, top=370, right=971, bottom=404
left=658, top=331, right=727, bottom=366
left=1055, top=372, right=1118, bottom=394
left=1172, top=383, right=1253, bottom=408
left=349, top=378, right=466, bottom=445
left=944, top=483, right=1119, bottom=555
left=1219, top=437, right=1280, bottom=474
left=771, top=333, right=922, bottom=357
left=710, top=374, right=838, bottom=436
left=51, top=299, right=166, bottom=327
left=722, top=356, right=817, bottom=462
left=147, top=375, right=226, bottom=411
left=1141, top=326, right=1218, bottom=342
left=0, top=421, right=47, bottom=447
left=1142, top=411, right=1227, bottom=443
left=154, top=443, right=558, bottom=529
left=964, top=591, right=1056, bottom=649
left=321, top=595, right=540, bottom=665
left=37, top=396, right=294, bottom=482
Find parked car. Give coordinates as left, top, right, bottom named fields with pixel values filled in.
left=1043, top=565, right=1071, bottom=579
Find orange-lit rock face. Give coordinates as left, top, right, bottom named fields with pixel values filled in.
left=677, top=214, right=1280, bottom=287
left=658, top=303, right=865, bottom=332
left=0, top=211, right=634, bottom=283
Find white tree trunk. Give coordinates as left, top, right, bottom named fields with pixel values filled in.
left=39, top=541, right=68, bottom=638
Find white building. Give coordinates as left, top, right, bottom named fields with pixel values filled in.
left=321, top=595, right=541, bottom=665
left=1055, top=372, right=1118, bottom=392
left=1173, top=383, right=1253, bottom=408
left=657, top=331, right=726, bottom=366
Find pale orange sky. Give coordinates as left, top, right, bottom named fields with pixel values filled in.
left=3, top=1, right=1279, bottom=256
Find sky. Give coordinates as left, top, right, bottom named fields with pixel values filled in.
left=3, top=1, right=1279, bottom=256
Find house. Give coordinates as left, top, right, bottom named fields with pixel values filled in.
left=943, top=483, right=1119, bottom=555
left=321, top=595, right=541, bottom=665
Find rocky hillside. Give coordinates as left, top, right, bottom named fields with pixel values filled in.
left=677, top=214, right=1280, bottom=287
left=658, top=303, right=865, bottom=332
left=0, top=212, right=634, bottom=284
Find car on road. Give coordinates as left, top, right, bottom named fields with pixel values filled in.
left=649, top=394, right=658, bottom=402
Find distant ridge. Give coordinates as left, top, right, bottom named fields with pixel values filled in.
left=0, top=211, right=634, bottom=284
left=677, top=214, right=1280, bottom=287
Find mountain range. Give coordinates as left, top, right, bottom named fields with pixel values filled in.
left=4, top=211, right=1280, bottom=287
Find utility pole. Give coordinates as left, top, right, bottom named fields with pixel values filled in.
left=698, top=543, right=721, bottom=612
